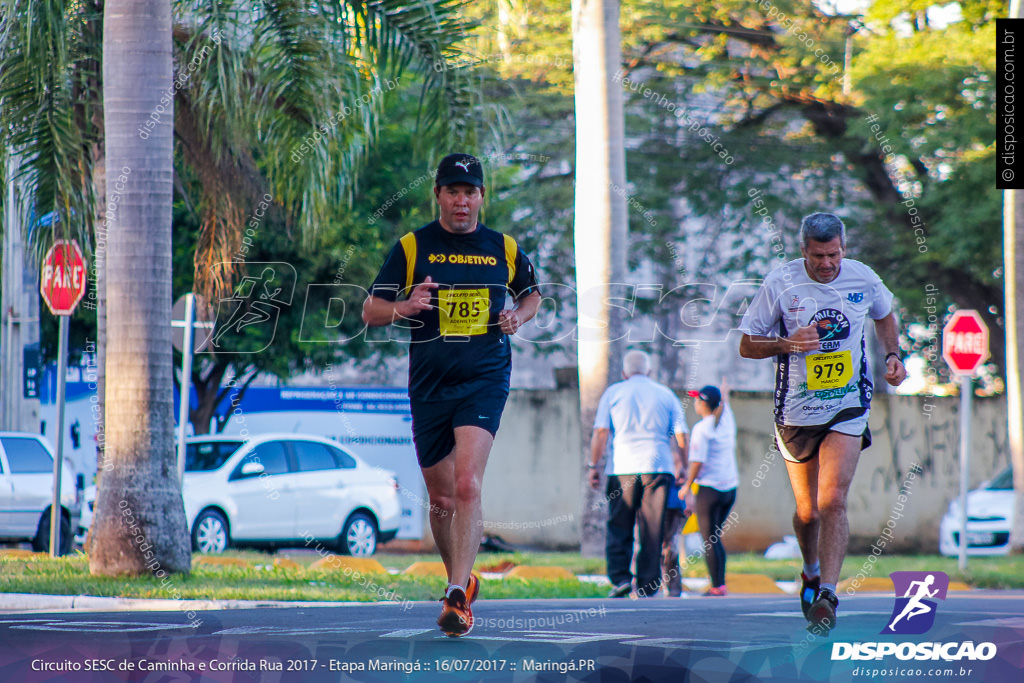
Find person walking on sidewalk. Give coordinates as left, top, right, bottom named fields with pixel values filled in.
left=679, top=381, right=738, bottom=596
left=587, top=350, right=688, bottom=598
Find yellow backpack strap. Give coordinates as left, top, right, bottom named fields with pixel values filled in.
left=399, top=232, right=417, bottom=293
left=503, top=234, right=518, bottom=287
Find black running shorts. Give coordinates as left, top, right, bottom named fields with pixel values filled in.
left=410, top=386, right=509, bottom=468
left=775, top=407, right=872, bottom=464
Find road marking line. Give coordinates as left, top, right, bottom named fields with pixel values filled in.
left=468, top=631, right=642, bottom=644
left=621, top=638, right=761, bottom=648
left=953, top=617, right=1024, bottom=628
left=11, top=621, right=190, bottom=633
left=738, top=611, right=876, bottom=617
left=213, top=626, right=368, bottom=636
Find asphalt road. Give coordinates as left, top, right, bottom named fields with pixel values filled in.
left=0, top=592, right=1022, bottom=682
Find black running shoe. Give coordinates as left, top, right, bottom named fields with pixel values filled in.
left=806, top=587, right=838, bottom=635
left=800, top=572, right=820, bottom=619
left=608, top=582, right=633, bottom=598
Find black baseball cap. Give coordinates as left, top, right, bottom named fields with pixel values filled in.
left=435, top=153, right=484, bottom=187
left=688, top=385, right=722, bottom=410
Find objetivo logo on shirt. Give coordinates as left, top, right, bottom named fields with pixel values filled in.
left=883, top=570, right=949, bottom=635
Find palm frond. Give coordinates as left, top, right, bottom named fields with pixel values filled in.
left=0, top=0, right=101, bottom=263
left=332, top=0, right=482, bottom=149
left=168, top=0, right=487, bottom=300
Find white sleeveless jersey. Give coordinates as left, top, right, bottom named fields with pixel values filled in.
left=738, top=258, right=893, bottom=426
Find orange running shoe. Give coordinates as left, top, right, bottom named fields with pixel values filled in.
left=467, top=573, right=481, bottom=604
left=437, top=587, right=473, bottom=637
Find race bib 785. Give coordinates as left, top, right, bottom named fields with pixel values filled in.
left=439, top=288, right=490, bottom=336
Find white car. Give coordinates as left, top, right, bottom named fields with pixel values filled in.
left=0, top=432, right=82, bottom=555
left=939, top=466, right=1014, bottom=556
left=183, top=434, right=401, bottom=556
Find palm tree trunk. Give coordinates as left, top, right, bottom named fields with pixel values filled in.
left=90, top=0, right=190, bottom=576
left=1006, top=187, right=1024, bottom=552
left=1007, top=0, right=1024, bottom=555
left=572, top=0, right=628, bottom=557
left=83, top=141, right=105, bottom=554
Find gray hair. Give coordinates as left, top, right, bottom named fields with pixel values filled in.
left=623, top=350, right=651, bottom=376
left=800, top=213, right=846, bottom=247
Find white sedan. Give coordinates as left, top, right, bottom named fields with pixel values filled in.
left=0, top=432, right=82, bottom=555
left=183, top=434, right=401, bottom=556
left=939, top=466, right=1014, bottom=556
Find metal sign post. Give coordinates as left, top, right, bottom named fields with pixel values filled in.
left=171, top=293, right=214, bottom=483
left=176, top=293, right=195, bottom=483
left=50, top=316, right=69, bottom=556
left=40, top=240, right=87, bottom=557
left=957, top=374, right=971, bottom=572
left=942, top=309, right=990, bottom=572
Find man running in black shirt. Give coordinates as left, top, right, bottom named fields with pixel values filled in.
left=362, top=153, right=542, bottom=636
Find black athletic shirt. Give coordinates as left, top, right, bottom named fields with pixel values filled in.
left=369, top=220, right=540, bottom=401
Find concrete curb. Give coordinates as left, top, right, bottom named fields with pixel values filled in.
left=0, top=568, right=978, bottom=613
left=0, top=593, right=380, bottom=612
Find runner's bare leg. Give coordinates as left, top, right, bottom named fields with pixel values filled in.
left=447, top=426, right=492, bottom=589
left=785, top=457, right=820, bottom=572
left=815, top=432, right=862, bottom=586
left=421, top=454, right=456, bottom=582
left=421, top=426, right=492, bottom=589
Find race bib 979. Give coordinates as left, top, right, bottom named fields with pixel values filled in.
left=805, top=351, right=853, bottom=390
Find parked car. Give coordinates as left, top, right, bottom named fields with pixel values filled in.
left=0, top=432, right=82, bottom=555
left=183, top=434, right=401, bottom=556
left=939, top=465, right=1014, bottom=556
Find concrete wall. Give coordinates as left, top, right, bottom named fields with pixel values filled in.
left=481, top=389, right=1009, bottom=552
left=727, top=392, right=1009, bottom=553
left=482, top=388, right=583, bottom=549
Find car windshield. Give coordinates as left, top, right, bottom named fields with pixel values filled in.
left=186, top=441, right=244, bottom=472
left=986, top=466, right=1013, bottom=491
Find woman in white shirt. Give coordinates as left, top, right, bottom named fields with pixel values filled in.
left=680, top=380, right=738, bottom=596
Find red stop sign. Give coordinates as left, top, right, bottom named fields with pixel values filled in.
left=942, top=310, right=989, bottom=375
left=40, top=240, right=88, bottom=315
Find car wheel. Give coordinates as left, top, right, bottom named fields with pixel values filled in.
left=32, top=511, right=73, bottom=556
left=340, top=512, right=378, bottom=556
left=192, top=510, right=230, bottom=554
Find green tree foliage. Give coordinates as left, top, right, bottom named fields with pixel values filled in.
left=454, top=0, right=1001, bottom=380
left=851, top=0, right=998, bottom=324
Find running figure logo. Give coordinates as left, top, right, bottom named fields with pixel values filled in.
left=207, top=262, right=296, bottom=354
left=883, top=571, right=950, bottom=635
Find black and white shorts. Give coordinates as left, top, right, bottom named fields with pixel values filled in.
left=774, top=407, right=872, bottom=464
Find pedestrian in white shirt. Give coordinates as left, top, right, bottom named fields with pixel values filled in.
left=587, top=350, right=688, bottom=598
left=680, top=380, right=738, bottom=596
